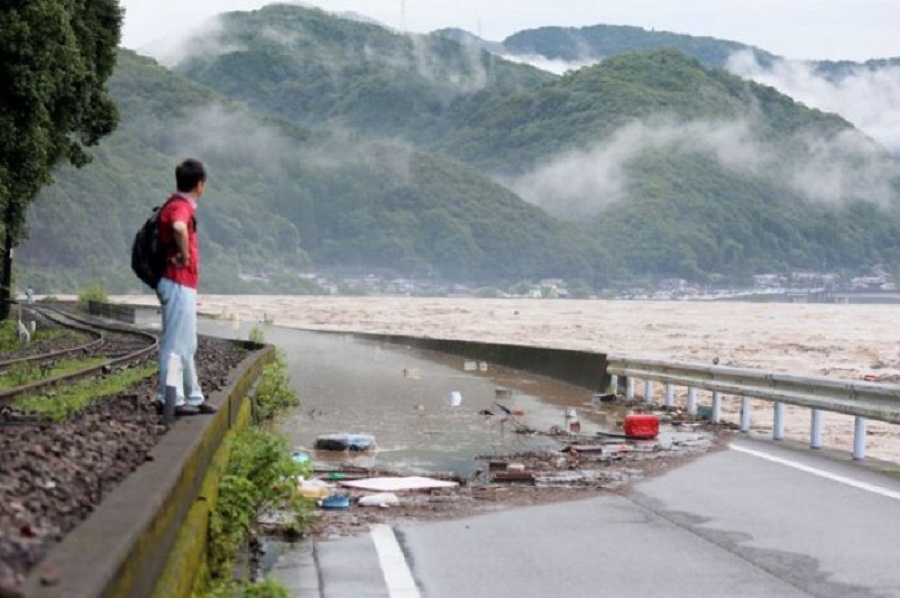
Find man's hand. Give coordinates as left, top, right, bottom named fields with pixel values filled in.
left=172, top=252, right=191, bottom=268
left=172, top=221, right=191, bottom=268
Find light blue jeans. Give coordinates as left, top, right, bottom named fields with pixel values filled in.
left=156, top=278, right=204, bottom=406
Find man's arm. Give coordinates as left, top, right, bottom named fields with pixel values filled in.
left=172, top=221, right=191, bottom=267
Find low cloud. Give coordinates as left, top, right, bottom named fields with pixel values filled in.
left=168, top=105, right=296, bottom=175
left=511, top=116, right=898, bottom=220
left=499, top=53, right=598, bottom=75
left=788, top=128, right=897, bottom=205
left=727, top=50, right=900, bottom=155
left=167, top=105, right=413, bottom=183
left=410, top=34, right=490, bottom=93
left=149, top=12, right=493, bottom=97
left=144, top=16, right=242, bottom=68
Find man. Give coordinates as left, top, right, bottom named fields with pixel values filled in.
left=156, top=158, right=216, bottom=416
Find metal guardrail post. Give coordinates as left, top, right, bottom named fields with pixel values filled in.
left=606, top=355, right=900, bottom=459
left=811, top=409, right=823, bottom=449
left=774, top=402, right=785, bottom=440
left=665, top=383, right=675, bottom=408
left=645, top=380, right=654, bottom=405
left=740, top=396, right=751, bottom=432
left=854, top=417, right=867, bottom=460
left=686, top=387, right=697, bottom=415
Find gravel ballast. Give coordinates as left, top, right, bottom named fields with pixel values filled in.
left=0, top=336, right=248, bottom=590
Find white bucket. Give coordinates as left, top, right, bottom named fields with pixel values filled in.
left=444, top=391, right=463, bottom=407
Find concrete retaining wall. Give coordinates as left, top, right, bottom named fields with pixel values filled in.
left=18, top=344, right=276, bottom=598
left=343, top=332, right=610, bottom=391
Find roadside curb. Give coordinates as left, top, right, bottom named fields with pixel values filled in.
left=18, top=343, right=276, bottom=598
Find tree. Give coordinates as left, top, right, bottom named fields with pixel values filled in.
left=0, top=0, right=122, bottom=319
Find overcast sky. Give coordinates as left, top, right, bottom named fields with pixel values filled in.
left=121, top=0, right=900, bottom=62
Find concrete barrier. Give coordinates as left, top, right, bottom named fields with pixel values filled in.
left=18, top=343, right=276, bottom=598
left=87, top=301, right=137, bottom=324
left=342, top=332, right=610, bottom=391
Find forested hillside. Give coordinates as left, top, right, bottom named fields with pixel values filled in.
left=19, top=50, right=595, bottom=293
left=500, top=24, right=775, bottom=70
left=435, top=48, right=850, bottom=173
left=18, top=5, right=900, bottom=292
left=435, top=49, right=900, bottom=279
left=175, top=4, right=553, bottom=140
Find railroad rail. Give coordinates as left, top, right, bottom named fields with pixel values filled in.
left=0, top=305, right=158, bottom=404
left=607, top=355, right=900, bottom=461
left=0, top=310, right=103, bottom=372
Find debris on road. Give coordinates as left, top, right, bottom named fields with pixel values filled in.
left=358, top=493, right=400, bottom=508
left=321, top=495, right=351, bottom=510
left=339, top=476, right=459, bottom=492
left=314, top=433, right=376, bottom=452
left=444, top=391, right=462, bottom=407
left=624, top=414, right=659, bottom=439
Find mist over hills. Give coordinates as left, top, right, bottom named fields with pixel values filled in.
left=18, top=4, right=900, bottom=293
left=435, top=22, right=900, bottom=155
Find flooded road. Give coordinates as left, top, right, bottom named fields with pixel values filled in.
left=197, top=319, right=617, bottom=477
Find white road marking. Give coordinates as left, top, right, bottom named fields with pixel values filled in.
left=730, top=444, right=900, bottom=502
left=370, top=524, right=421, bottom=598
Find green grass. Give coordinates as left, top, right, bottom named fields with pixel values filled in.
left=200, top=352, right=311, bottom=597
left=0, top=321, right=87, bottom=352
left=201, top=428, right=314, bottom=596
left=0, top=357, right=108, bottom=391
left=13, top=364, right=156, bottom=421
left=33, top=328, right=83, bottom=344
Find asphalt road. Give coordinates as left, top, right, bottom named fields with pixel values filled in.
left=276, top=437, right=900, bottom=598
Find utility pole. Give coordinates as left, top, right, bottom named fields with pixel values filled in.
left=0, top=201, right=16, bottom=321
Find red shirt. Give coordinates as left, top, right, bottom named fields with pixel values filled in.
left=158, top=194, right=200, bottom=289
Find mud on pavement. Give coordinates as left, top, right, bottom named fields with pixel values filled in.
left=272, top=414, right=734, bottom=540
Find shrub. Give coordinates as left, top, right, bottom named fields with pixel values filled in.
left=76, top=283, right=109, bottom=312
left=253, top=352, right=300, bottom=421
left=248, top=325, right=266, bottom=345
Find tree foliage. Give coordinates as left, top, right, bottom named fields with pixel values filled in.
left=0, top=0, right=122, bottom=316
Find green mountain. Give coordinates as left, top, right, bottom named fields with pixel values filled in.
left=17, top=6, right=900, bottom=292
left=19, top=49, right=596, bottom=293
left=442, top=23, right=898, bottom=85
left=175, top=5, right=553, bottom=140
left=434, top=50, right=900, bottom=278
left=437, top=48, right=851, bottom=173
left=493, top=24, right=775, bottom=70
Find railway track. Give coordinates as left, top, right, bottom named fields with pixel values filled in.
left=0, top=305, right=158, bottom=404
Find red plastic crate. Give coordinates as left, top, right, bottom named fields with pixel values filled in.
left=624, top=414, right=659, bottom=439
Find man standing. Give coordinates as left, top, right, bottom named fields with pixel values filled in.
left=156, top=158, right=216, bottom=415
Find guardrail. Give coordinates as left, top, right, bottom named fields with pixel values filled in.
left=606, top=356, right=900, bottom=461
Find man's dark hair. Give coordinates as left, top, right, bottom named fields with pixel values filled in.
left=175, top=158, right=207, bottom=192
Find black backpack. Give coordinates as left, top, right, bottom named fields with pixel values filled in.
left=131, top=197, right=192, bottom=290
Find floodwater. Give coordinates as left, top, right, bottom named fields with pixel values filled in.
left=122, top=294, right=900, bottom=462
left=196, top=319, right=622, bottom=477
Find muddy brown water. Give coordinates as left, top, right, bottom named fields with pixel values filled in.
left=193, top=318, right=633, bottom=478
